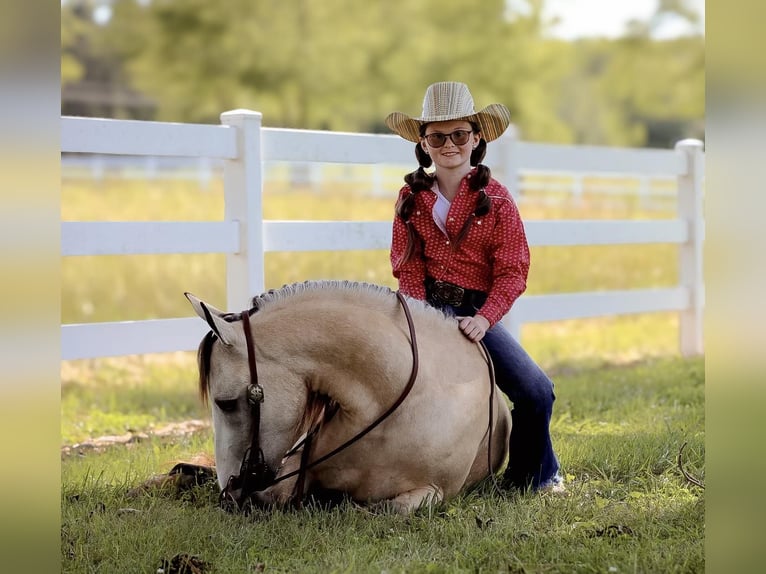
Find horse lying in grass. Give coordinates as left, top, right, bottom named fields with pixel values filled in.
left=184, top=280, right=510, bottom=514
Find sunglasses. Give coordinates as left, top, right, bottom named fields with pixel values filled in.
left=423, top=129, right=474, bottom=148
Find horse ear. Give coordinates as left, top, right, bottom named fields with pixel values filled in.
left=184, top=292, right=237, bottom=346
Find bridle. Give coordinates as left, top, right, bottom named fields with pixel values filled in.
left=217, top=290, right=498, bottom=513
left=219, top=291, right=420, bottom=512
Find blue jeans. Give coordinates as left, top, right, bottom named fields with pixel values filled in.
left=427, top=296, right=560, bottom=489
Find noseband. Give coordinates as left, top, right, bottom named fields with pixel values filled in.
left=219, top=291, right=421, bottom=512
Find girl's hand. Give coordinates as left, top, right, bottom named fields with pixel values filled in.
left=457, top=314, right=490, bottom=342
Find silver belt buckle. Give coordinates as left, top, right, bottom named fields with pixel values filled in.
left=433, top=280, right=464, bottom=306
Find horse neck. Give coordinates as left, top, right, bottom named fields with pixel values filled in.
left=254, top=296, right=415, bottom=416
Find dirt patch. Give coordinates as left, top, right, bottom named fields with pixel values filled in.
left=61, top=419, right=210, bottom=458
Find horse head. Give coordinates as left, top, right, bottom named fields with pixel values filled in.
left=185, top=293, right=307, bottom=504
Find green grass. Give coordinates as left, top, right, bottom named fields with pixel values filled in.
left=61, top=356, right=704, bottom=573
left=61, top=353, right=205, bottom=445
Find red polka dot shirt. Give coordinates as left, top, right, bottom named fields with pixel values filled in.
left=390, top=173, right=530, bottom=327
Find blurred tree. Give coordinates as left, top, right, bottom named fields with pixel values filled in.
left=555, top=34, right=703, bottom=147
left=625, top=0, right=702, bottom=38
left=61, top=1, right=89, bottom=85
left=110, top=0, right=554, bottom=131
left=603, top=35, right=704, bottom=146
left=61, top=0, right=156, bottom=118
left=109, top=0, right=416, bottom=127
left=495, top=0, right=574, bottom=141
left=61, top=0, right=704, bottom=147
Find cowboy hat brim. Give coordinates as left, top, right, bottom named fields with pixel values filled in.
left=385, top=103, right=511, bottom=143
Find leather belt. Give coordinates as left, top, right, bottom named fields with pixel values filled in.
left=425, top=277, right=486, bottom=309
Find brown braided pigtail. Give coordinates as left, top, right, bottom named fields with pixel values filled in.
left=469, top=124, right=491, bottom=216
left=395, top=138, right=435, bottom=264
left=414, top=141, right=433, bottom=170
left=470, top=136, right=486, bottom=167
left=470, top=164, right=492, bottom=218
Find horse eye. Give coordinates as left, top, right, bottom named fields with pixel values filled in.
left=215, top=399, right=238, bottom=413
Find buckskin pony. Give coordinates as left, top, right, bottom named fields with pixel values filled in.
left=186, top=280, right=510, bottom=514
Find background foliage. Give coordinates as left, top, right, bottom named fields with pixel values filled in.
left=60, top=0, right=704, bottom=147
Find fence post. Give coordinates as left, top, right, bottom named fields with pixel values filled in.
left=499, top=124, right=521, bottom=200
left=675, top=138, right=705, bottom=356
left=572, top=173, right=584, bottom=207
left=501, top=312, right=523, bottom=344
left=220, top=109, right=265, bottom=311
left=371, top=164, right=384, bottom=197
left=496, top=124, right=523, bottom=341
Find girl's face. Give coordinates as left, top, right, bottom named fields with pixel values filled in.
left=421, top=120, right=481, bottom=172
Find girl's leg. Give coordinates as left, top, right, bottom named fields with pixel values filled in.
left=482, top=322, right=561, bottom=490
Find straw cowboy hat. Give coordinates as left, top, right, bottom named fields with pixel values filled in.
left=385, top=81, right=511, bottom=143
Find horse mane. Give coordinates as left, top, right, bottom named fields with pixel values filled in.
left=251, top=280, right=395, bottom=311
left=196, top=280, right=442, bottom=405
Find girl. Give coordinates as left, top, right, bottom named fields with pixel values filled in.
left=386, top=82, right=563, bottom=492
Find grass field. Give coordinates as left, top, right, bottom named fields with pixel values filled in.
left=61, top=356, right=704, bottom=573
left=60, top=175, right=703, bottom=572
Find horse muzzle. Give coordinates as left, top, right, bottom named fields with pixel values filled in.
left=218, top=460, right=277, bottom=513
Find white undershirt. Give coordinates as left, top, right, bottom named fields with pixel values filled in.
left=431, top=182, right=451, bottom=235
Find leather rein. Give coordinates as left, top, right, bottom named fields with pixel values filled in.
left=218, top=291, right=498, bottom=512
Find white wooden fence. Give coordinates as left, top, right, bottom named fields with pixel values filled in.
left=61, top=109, right=705, bottom=361
left=60, top=155, right=678, bottom=209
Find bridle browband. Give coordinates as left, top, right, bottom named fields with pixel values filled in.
left=217, top=290, right=498, bottom=512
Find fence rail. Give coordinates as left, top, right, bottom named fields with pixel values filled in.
left=61, top=110, right=705, bottom=361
